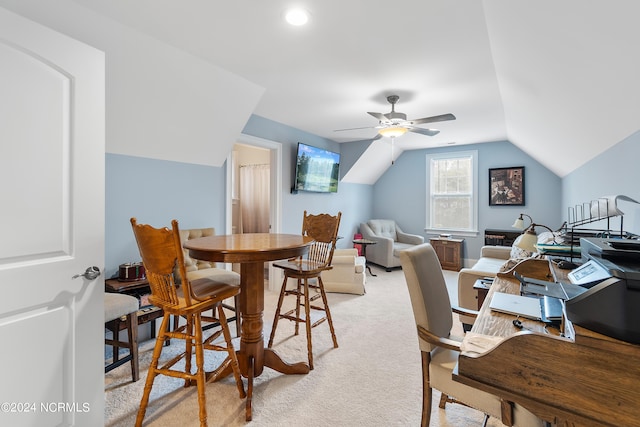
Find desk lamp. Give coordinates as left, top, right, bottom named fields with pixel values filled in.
left=512, top=213, right=558, bottom=252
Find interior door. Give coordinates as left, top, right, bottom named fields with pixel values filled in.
left=227, top=136, right=283, bottom=290
left=0, top=8, right=105, bottom=427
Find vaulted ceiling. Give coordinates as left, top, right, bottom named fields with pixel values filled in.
left=20, top=1, right=640, bottom=183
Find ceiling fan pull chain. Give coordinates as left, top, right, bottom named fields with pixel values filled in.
left=391, top=136, right=395, bottom=165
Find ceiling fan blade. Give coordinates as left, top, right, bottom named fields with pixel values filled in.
left=409, top=113, right=456, bottom=125
left=333, top=125, right=377, bottom=132
left=367, top=111, right=389, bottom=122
left=408, top=127, right=440, bottom=137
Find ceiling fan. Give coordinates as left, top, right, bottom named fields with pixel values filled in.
left=334, top=95, right=456, bottom=140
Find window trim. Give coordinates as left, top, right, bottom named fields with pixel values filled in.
left=425, top=150, right=479, bottom=236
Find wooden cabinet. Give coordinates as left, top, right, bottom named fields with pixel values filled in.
left=429, top=237, right=464, bottom=271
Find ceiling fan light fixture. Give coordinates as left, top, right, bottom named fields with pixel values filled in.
left=378, top=126, right=408, bottom=138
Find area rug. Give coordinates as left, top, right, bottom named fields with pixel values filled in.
left=105, top=267, right=502, bottom=426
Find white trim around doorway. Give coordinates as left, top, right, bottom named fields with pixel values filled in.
left=226, top=133, right=283, bottom=290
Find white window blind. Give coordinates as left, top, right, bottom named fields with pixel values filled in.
left=426, top=150, right=478, bottom=234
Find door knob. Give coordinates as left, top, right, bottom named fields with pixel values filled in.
left=73, top=266, right=101, bottom=280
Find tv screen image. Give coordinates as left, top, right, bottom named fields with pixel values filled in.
left=294, top=143, right=340, bottom=193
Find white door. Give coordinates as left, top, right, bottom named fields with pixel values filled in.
left=0, top=8, right=105, bottom=427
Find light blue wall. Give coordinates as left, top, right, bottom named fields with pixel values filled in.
left=562, top=130, right=640, bottom=236
left=105, top=116, right=375, bottom=278
left=105, top=154, right=226, bottom=279
left=372, top=140, right=562, bottom=261
left=107, top=115, right=636, bottom=274
left=242, top=115, right=374, bottom=247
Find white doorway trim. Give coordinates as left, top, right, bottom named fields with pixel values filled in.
left=226, top=133, right=283, bottom=289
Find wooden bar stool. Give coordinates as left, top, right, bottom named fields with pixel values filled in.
left=130, top=218, right=245, bottom=427
left=105, top=292, right=140, bottom=382
left=268, top=211, right=341, bottom=370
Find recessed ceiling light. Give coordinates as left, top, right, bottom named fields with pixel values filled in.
left=285, top=8, right=310, bottom=26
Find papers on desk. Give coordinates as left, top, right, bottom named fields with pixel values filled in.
left=460, top=332, right=505, bottom=355
left=535, top=243, right=581, bottom=256
left=513, top=271, right=587, bottom=300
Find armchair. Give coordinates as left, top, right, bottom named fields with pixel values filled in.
left=320, top=248, right=366, bottom=295
left=360, top=219, right=424, bottom=271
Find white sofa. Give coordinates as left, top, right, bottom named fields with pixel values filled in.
left=458, top=232, right=554, bottom=328
left=321, top=248, right=366, bottom=295
left=360, top=219, right=424, bottom=271
left=286, top=248, right=366, bottom=295
left=457, top=245, right=511, bottom=327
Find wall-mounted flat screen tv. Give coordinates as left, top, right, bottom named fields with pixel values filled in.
left=294, top=143, right=340, bottom=193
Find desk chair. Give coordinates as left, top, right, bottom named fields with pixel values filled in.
left=400, top=243, right=500, bottom=427
left=268, top=211, right=341, bottom=370
left=105, top=292, right=139, bottom=382
left=130, top=218, right=245, bottom=427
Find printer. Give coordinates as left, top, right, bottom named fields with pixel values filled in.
left=563, top=237, right=640, bottom=344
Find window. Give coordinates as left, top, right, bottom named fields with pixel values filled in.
left=426, top=150, right=478, bottom=235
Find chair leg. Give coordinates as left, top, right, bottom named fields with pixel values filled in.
left=125, top=312, right=140, bottom=382
left=217, top=305, right=246, bottom=398
left=111, top=318, right=121, bottom=363
left=192, top=315, right=208, bottom=427
left=421, top=351, right=432, bottom=427
left=438, top=392, right=448, bottom=409
left=234, top=294, right=241, bottom=337
left=268, top=275, right=288, bottom=348
left=303, top=278, right=314, bottom=370
left=136, top=314, right=171, bottom=427
left=184, top=314, right=194, bottom=387
left=294, top=278, right=302, bottom=336
left=317, top=277, right=338, bottom=348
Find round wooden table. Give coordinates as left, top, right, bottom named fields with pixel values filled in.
left=183, top=233, right=314, bottom=421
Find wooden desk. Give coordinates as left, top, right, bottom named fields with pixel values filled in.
left=455, top=258, right=640, bottom=427
left=183, top=233, right=314, bottom=421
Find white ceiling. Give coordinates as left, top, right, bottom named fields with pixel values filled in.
left=69, top=0, right=640, bottom=182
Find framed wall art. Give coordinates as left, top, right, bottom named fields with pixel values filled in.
left=489, top=166, right=525, bottom=206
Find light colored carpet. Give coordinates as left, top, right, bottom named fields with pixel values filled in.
left=105, top=266, right=501, bottom=426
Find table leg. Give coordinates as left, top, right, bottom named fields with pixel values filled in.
left=237, top=261, right=310, bottom=376
left=210, top=260, right=309, bottom=422
left=362, top=244, right=377, bottom=277
left=238, top=262, right=266, bottom=377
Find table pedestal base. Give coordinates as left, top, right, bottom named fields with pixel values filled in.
left=212, top=262, right=311, bottom=420
left=213, top=348, right=309, bottom=420
left=183, top=234, right=315, bottom=422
